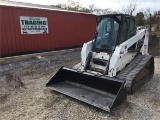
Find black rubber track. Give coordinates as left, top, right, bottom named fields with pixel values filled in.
left=117, top=54, right=154, bottom=94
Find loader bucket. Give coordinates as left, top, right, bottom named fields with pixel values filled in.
left=46, top=67, right=126, bottom=112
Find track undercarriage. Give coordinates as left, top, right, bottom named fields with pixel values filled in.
left=117, top=54, right=154, bottom=93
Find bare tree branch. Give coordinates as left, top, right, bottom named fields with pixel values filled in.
left=121, top=2, right=137, bottom=15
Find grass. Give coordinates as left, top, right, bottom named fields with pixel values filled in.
left=156, top=31, right=160, bottom=37
left=151, top=31, right=160, bottom=37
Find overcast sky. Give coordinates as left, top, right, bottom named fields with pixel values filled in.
left=11, top=0, right=160, bottom=12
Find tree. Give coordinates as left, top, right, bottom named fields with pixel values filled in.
left=152, top=11, right=160, bottom=31
left=51, top=2, right=116, bottom=15
left=143, top=8, right=152, bottom=25
left=135, top=12, right=144, bottom=26
left=121, top=2, right=137, bottom=15
left=51, top=0, right=91, bottom=13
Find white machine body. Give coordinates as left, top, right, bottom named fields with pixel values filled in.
left=80, top=29, right=149, bottom=77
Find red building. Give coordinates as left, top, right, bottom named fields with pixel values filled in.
left=0, top=1, right=96, bottom=57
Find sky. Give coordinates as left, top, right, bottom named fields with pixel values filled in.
left=10, top=0, right=160, bottom=12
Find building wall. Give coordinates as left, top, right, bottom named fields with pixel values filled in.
left=0, top=6, right=96, bottom=57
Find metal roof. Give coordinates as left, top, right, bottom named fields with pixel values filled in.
left=0, top=0, right=94, bottom=15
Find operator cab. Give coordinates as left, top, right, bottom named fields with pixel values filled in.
left=93, top=14, right=136, bottom=52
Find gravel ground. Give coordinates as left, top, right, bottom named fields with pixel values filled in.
left=149, top=36, right=160, bottom=56
left=0, top=38, right=160, bottom=120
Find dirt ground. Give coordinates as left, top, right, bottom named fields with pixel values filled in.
left=0, top=37, right=160, bottom=120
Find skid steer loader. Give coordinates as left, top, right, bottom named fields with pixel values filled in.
left=46, top=14, right=154, bottom=112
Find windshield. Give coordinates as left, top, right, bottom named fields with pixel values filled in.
left=93, top=17, right=119, bottom=50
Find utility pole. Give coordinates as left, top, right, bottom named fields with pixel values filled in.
left=158, top=15, right=160, bottom=31
left=149, top=13, right=152, bottom=35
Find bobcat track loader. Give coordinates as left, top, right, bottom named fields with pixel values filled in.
left=46, top=14, right=154, bottom=112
